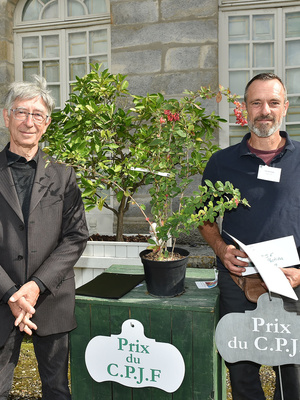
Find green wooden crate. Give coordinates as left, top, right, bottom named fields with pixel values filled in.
left=70, top=266, right=226, bottom=400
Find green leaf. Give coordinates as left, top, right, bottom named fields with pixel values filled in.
left=81, top=188, right=96, bottom=197
left=204, top=179, right=214, bottom=188
left=116, top=191, right=123, bottom=202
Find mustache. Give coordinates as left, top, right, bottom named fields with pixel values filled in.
left=254, top=115, right=274, bottom=122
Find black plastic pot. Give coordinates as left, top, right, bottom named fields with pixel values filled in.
left=139, top=247, right=189, bottom=297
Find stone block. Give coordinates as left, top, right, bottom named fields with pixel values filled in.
left=0, top=63, right=14, bottom=84
left=199, top=44, right=218, bottom=68
left=0, top=129, right=9, bottom=150
left=126, top=70, right=218, bottom=97
left=161, top=0, right=217, bottom=20
left=165, top=46, right=201, bottom=72
left=0, top=11, right=13, bottom=40
left=111, top=0, right=158, bottom=25
left=4, top=0, right=16, bottom=20
left=0, top=40, right=13, bottom=61
left=111, top=49, right=162, bottom=74
left=165, top=44, right=218, bottom=73
left=111, top=20, right=217, bottom=50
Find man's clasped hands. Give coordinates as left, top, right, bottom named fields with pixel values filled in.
left=7, top=281, right=40, bottom=335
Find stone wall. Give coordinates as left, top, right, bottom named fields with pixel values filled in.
left=0, top=0, right=219, bottom=149
left=0, top=0, right=219, bottom=245
left=110, top=0, right=219, bottom=97
left=109, top=0, right=219, bottom=237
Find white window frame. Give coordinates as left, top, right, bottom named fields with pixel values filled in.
left=13, top=0, right=111, bottom=109
left=219, top=1, right=300, bottom=148
left=219, top=0, right=300, bottom=10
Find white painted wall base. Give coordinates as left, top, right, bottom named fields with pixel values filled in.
left=74, top=241, right=148, bottom=288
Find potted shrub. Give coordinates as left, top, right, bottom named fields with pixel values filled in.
left=43, top=65, right=153, bottom=242
left=43, top=65, right=249, bottom=295
left=109, top=91, right=249, bottom=296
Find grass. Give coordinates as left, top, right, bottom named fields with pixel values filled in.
left=9, top=340, right=41, bottom=400
left=226, top=365, right=276, bottom=399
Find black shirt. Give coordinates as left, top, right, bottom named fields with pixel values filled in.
left=6, top=146, right=38, bottom=225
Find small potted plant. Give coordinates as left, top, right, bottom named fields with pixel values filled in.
left=43, top=65, right=249, bottom=296
left=117, top=91, right=249, bottom=296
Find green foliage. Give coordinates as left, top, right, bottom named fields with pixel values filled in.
left=43, top=65, right=150, bottom=240
left=43, top=64, right=248, bottom=256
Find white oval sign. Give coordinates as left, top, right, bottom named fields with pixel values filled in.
left=85, top=319, right=185, bottom=393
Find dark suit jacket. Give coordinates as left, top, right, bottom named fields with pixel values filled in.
left=0, top=147, right=89, bottom=346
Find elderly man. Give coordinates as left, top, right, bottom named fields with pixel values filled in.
left=0, top=76, right=89, bottom=399
left=199, top=73, right=300, bottom=399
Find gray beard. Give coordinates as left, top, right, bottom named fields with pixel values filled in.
left=247, top=118, right=282, bottom=138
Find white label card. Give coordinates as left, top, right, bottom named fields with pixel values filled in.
left=224, top=231, right=298, bottom=300
left=257, top=165, right=281, bottom=182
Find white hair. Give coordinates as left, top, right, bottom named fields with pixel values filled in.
left=4, top=75, right=55, bottom=116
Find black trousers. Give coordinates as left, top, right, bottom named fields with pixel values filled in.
left=219, top=271, right=300, bottom=400
left=0, top=327, right=71, bottom=400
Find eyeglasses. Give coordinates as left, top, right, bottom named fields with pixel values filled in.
left=10, top=108, right=49, bottom=124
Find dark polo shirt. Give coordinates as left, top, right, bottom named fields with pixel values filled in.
left=202, top=132, right=300, bottom=272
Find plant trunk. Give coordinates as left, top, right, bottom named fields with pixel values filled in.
left=115, top=216, right=124, bottom=241
left=115, top=203, right=125, bottom=242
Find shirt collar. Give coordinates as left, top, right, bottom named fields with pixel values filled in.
left=239, top=131, right=294, bottom=157
left=6, top=144, right=39, bottom=166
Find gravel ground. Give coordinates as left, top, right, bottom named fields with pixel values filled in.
left=9, top=341, right=275, bottom=400
left=226, top=365, right=276, bottom=399
left=8, top=341, right=41, bottom=400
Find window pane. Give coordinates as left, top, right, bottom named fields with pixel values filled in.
left=229, top=71, right=249, bottom=96
left=286, top=12, right=300, bottom=38
left=286, top=124, right=300, bottom=141
left=43, top=60, right=60, bottom=82
left=229, top=125, right=248, bottom=145
left=42, top=2, right=59, bottom=19
left=86, top=0, right=108, bottom=13
left=48, top=84, right=60, bottom=108
left=253, top=15, right=274, bottom=40
left=43, top=36, right=59, bottom=58
left=286, top=69, right=300, bottom=94
left=253, top=69, right=275, bottom=76
left=69, top=32, right=87, bottom=56
left=23, top=37, right=39, bottom=59
left=90, top=56, right=108, bottom=70
left=286, top=41, right=300, bottom=66
left=89, top=30, right=108, bottom=54
left=22, top=0, right=43, bottom=21
left=22, top=0, right=58, bottom=21
left=23, top=62, right=40, bottom=81
left=229, top=44, right=249, bottom=68
left=229, top=16, right=249, bottom=41
left=68, top=0, right=86, bottom=16
left=253, top=43, right=274, bottom=68
left=286, top=97, right=300, bottom=123
left=69, top=58, right=87, bottom=80
left=70, top=84, right=78, bottom=94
